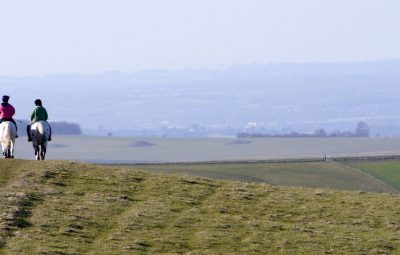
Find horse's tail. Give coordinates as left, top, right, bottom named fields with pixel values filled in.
left=0, top=123, right=7, bottom=142
left=37, top=122, right=45, bottom=135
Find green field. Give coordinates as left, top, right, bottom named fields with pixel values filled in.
left=1, top=160, right=400, bottom=254
left=350, top=160, right=400, bottom=190
left=133, top=161, right=398, bottom=193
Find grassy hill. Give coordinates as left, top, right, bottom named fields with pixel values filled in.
left=1, top=160, right=400, bottom=254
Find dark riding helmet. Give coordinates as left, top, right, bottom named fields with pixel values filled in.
left=2, top=95, right=9, bottom=103
left=35, top=99, right=42, bottom=106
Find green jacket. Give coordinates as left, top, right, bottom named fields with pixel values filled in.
left=31, top=106, right=48, bottom=123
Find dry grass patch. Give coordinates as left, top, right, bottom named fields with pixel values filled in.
left=0, top=160, right=399, bottom=254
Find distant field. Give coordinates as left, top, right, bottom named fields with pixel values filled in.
left=13, top=135, right=400, bottom=163
left=350, top=160, right=400, bottom=190
left=132, top=161, right=397, bottom=193
left=14, top=135, right=400, bottom=193
left=1, top=160, right=400, bottom=254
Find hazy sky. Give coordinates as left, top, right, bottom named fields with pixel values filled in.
left=1, top=0, right=400, bottom=75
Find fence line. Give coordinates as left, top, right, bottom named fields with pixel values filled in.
left=97, top=154, right=400, bottom=166
left=329, top=161, right=399, bottom=193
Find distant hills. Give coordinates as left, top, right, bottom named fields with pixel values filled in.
left=2, top=60, right=400, bottom=137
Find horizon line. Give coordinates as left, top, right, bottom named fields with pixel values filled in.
left=1, top=58, right=400, bottom=78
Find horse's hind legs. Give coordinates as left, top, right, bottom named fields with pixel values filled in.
left=40, top=145, right=46, bottom=160
left=10, top=142, right=14, bottom=159
left=2, top=149, right=11, bottom=159
left=1, top=144, right=6, bottom=158
left=33, top=145, right=40, bottom=160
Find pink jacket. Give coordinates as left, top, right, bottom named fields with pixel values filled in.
left=0, top=103, right=16, bottom=119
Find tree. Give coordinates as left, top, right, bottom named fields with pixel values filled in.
left=355, top=121, right=370, bottom=137
left=314, top=129, right=327, bottom=137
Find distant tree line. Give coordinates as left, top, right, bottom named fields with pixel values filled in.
left=16, top=120, right=82, bottom=136
left=238, top=121, right=370, bottom=139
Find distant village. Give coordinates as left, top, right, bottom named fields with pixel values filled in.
left=85, top=121, right=372, bottom=138
left=238, top=122, right=371, bottom=138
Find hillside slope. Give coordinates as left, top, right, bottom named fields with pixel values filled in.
left=0, top=160, right=399, bottom=254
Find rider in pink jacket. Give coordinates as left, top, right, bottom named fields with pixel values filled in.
left=0, top=95, right=18, bottom=137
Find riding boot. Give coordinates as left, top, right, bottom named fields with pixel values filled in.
left=11, top=119, right=18, bottom=138
left=13, top=120, right=18, bottom=138
left=27, top=125, right=32, bottom=142
left=48, top=123, right=52, bottom=141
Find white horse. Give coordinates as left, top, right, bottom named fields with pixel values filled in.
left=30, top=121, right=51, bottom=160
left=0, top=121, right=17, bottom=158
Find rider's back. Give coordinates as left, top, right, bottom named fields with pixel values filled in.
left=31, top=106, right=48, bottom=122
left=0, top=103, right=16, bottom=119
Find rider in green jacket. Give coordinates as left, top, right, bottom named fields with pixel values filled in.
left=27, top=99, right=52, bottom=141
